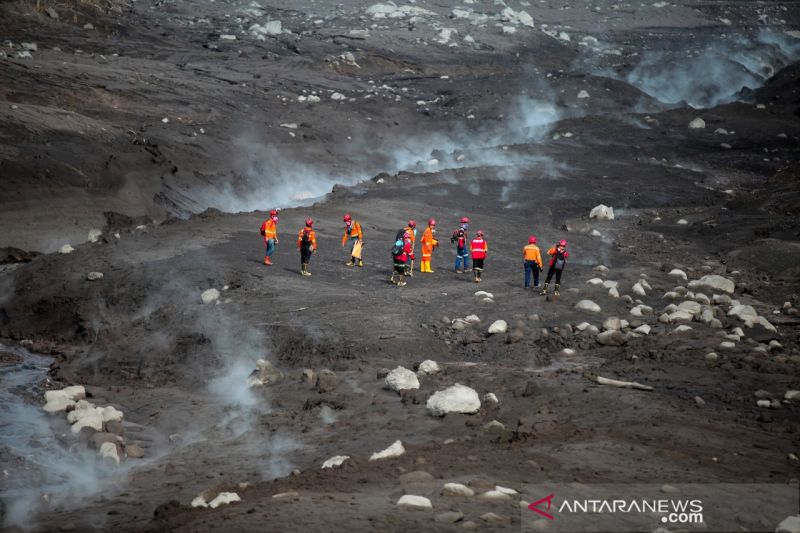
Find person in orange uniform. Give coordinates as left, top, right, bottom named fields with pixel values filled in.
left=470, top=230, right=488, bottom=283
left=523, top=235, right=543, bottom=289
left=341, top=214, right=364, bottom=267
left=297, top=218, right=317, bottom=276
left=259, top=209, right=279, bottom=265
left=419, top=218, right=438, bottom=273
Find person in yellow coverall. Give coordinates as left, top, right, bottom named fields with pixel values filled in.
left=420, top=218, right=439, bottom=273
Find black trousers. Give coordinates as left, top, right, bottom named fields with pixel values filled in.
left=472, top=258, right=485, bottom=271
left=545, top=266, right=562, bottom=284
left=300, top=246, right=313, bottom=264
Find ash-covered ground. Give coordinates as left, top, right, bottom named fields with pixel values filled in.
left=1, top=0, right=800, bottom=531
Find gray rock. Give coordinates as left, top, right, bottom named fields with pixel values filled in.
left=435, top=511, right=464, bottom=523
left=315, top=369, right=338, bottom=393
left=125, top=444, right=145, bottom=458
left=597, top=330, right=627, bottom=346
left=247, top=359, right=284, bottom=387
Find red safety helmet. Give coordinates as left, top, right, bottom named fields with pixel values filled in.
left=528, top=235, right=537, bottom=244
left=408, top=219, right=417, bottom=228
left=476, top=230, right=484, bottom=237
left=343, top=214, right=352, bottom=222
left=558, top=239, right=567, bottom=246
left=306, top=218, right=314, bottom=227
left=428, top=218, right=436, bottom=226
left=269, top=209, right=278, bottom=216
left=460, top=216, right=470, bottom=224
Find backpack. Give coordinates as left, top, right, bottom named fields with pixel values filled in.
left=395, top=228, right=407, bottom=242
left=301, top=229, right=312, bottom=246
left=553, top=250, right=566, bottom=270
left=451, top=228, right=466, bottom=247
left=391, top=239, right=404, bottom=258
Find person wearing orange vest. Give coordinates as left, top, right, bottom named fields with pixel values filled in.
left=297, top=219, right=317, bottom=276
left=341, top=214, right=364, bottom=267
left=419, top=218, right=439, bottom=273
left=470, top=230, right=488, bottom=283
left=523, top=235, right=543, bottom=289
left=259, top=209, right=279, bottom=265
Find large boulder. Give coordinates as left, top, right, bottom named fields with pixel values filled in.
left=688, top=275, right=734, bottom=294
left=384, top=366, right=420, bottom=391
left=589, top=204, right=615, bottom=220
left=575, top=300, right=601, bottom=313
left=427, top=384, right=481, bottom=416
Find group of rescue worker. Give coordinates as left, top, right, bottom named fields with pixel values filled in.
left=259, top=211, right=570, bottom=295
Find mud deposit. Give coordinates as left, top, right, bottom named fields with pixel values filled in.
left=1, top=0, right=799, bottom=531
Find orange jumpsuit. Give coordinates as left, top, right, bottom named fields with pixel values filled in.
left=341, top=221, right=363, bottom=245
left=421, top=227, right=438, bottom=261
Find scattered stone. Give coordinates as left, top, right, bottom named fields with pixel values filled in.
left=59, top=244, right=75, bottom=254
left=673, top=325, right=693, bottom=334
left=784, top=391, right=800, bottom=401
left=101, top=406, right=123, bottom=423
left=577, top=90, right=590, bottom=99
left=603, top=317, right=622, bottom=331
left=442, top=483, right=475, bottom=497
left=435, top=511, right=464, bottom=523
left=634, top=325, right=651, bottom=335
left=756, top=399, right=771, bottom=408
left=483, top=393, right=499, bottom=404
left=87, top=228, right=102, bottom=243
left=494, top=485, right=518, bottom=495
left=719, top=341, right=736, bottom=351
left=705, top=352, right=718, bottom=361
left=315, top=370, right=339, bottom=393
left=589, top=204, right=614, bottom=220
left=201, top=288, right=220, bottom=304
left=776, top=516, right=800, bottom=533
left=247, top=359, right=284, bottom=387
left=595, top=265, right=609, bottom=273
left=474, top=291, right=494, bottom=299
left=688, top=118, right=706, bottom=129
left=574, top=300, right=601, bottom=313
left=596, top=330, right=627, bottom=346
left=481, top=512, right=507, bottom=523
left=488, top=320, right=508, bottom=334
left=677, top=219, right=689, bottom=225
left=464, top=314, right=481, bottom=324
left=608, top=287, right=620, bottom=299
left=478, top=490, right=511, bottom=501
left=587, top=278, right=604, bottom=286
left=417, top=360, right=440, bottom=375
left=596, top=376, right=653, bottom=391
left=87, top=272, right=103, bottom=281
left=125, top=444, right=144, bottom=458
left=321, top=455, right=349, bottom=469
left=427, top=384, right=481, bottom=416
left=632, top=282, right=647, bottom=297
left=397, top=495, right=432, bottom=510
left=385, top=366, right=420, bottom=391
left=369, top=440, right=405, bottom=461
left=272, top=491, right=299, bottom=500
left=694, top=396, right=705, bottom=408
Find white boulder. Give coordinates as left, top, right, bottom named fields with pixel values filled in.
left=589, top=204, right=614, bottom=220
left=488, top=320, right=508, bottom=334
left=87, top=272, right=104, bottom=281
left=397, top=495, right=432, bottom=510
left=688, top=275, right=735, bottom=294
left=201, top=288, right=220, bottom=304
left=209, top=492, right=241, bottom=508
left=59, top=244, right=75, bottom=254
left=574, top=300, right=601, bottom=313
left=668, top=269, right=688, bottom=282
left=370, top=440, right=405, bottom=461
left=99, top=441, right=120, bottom=464
left=417, top=360, right=441, bottom=375
left=385, top=366, right=420, bottom=391
left=442, top=483, right=474, bottom=497
left=688, top=118, right=706, bottom=129
left=322, top=455, right=350, bottom=469
left=427, top=384, right=481, bottom=416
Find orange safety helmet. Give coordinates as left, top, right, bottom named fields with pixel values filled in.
left=528, top=235, right=537, bottom=244
left=306, top=219, right=314, bottom=227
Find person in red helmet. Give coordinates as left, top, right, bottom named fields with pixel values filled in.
left=451, top=216, right=471, bottom=273
left=297, top=218, right=317, bottom=276
left=541, top=239, right=569, bottom=295
left=259, top=209, right=279, bottom=265
left=390, top=231, right=413, bottom=286
left=341, top=214, right=364, bottom=267
left=470, top=230, right=488, bottom=283
left=523, top=235, right=543, bottom=289
left=398, top=219, right=417, bottom=276
left=419, top=218, right=438, bottom=273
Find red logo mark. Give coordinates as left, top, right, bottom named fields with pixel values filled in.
left=528, top=494, right=556, bottom=520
